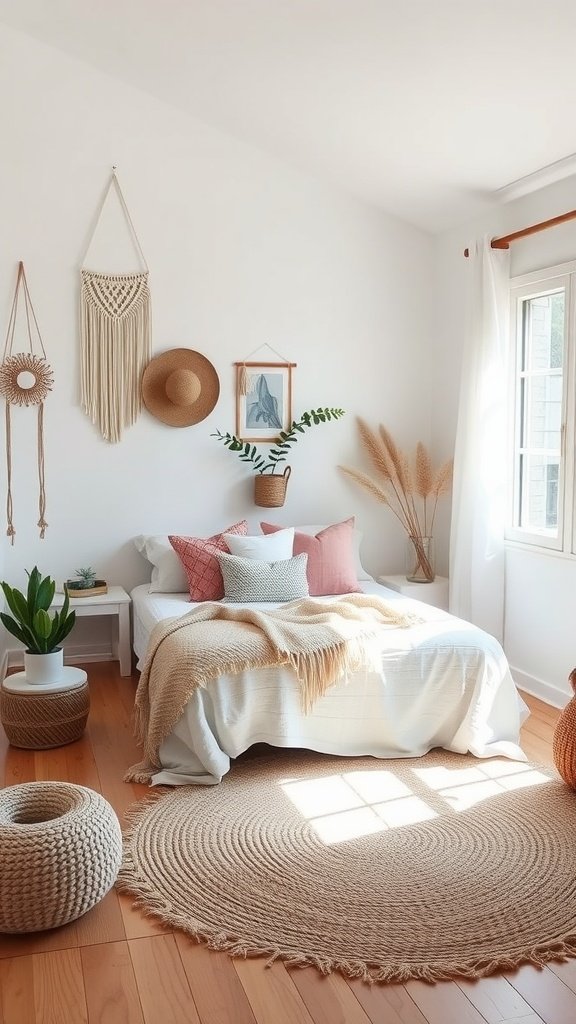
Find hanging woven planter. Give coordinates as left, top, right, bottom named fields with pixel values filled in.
left=0, top=263, right=53, bottom=543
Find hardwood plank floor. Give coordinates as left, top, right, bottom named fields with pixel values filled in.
left=0, top=661, right=572, bottom=1024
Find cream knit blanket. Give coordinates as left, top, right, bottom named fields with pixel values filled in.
left=125, top=594, right=419, bottom=784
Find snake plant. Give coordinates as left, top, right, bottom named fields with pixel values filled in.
left=0, top=567, right=76, bottom=654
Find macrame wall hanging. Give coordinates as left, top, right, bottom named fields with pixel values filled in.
left=80, top=169, right=151, bottom=443
left=0, top=262, right=54, bottom=544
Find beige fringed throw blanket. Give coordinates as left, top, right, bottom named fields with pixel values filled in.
left=125, top=594, right=420, bottom=784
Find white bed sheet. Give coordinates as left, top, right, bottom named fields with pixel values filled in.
left=130, top=583, right=529, bottom=786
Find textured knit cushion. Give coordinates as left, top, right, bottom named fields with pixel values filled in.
left=260, top=518, right=361, bottom=596
left=223, top=528, right=294, bottom=561
left=217, top=552, right=309, bottom=602
left=169, top=522, right=248, bottom=601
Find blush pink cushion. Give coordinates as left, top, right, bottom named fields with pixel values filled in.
left=260, top=518, right=361, bottom=596
left=169, top=521, right=248, bottom=601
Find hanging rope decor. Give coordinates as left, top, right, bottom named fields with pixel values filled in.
left=0, top=262, right=54, bottom=544
left=235, top=343, right=296, bottom=395
left=80, top=169, right=151, bottom=443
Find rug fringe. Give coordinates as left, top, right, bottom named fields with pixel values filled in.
left=117, top=837, right=576, bottom=985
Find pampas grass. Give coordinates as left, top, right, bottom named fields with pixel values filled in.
left=340, top=419, right=453, bottom=581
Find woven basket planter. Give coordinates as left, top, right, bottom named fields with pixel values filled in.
left=553, top=693, right=576, bottom=788
left=254, top=466, right=291, bottom=508
left=0, top=682, right=89, bottom=749
left=0, top=782, right=122, bottom=933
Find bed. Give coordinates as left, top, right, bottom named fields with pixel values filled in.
left=130, top=580, right=529, bottom=786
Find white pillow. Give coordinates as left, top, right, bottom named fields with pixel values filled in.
left=134, top=535, right=188, bottom=593
left=223, top=527, right=294, bottom=561
left=261, top=524, right=372, bottom=581
left=217, top=551, right=309, bottom=602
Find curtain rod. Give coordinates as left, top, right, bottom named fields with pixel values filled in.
left=463, top=208, right=576, bottom=258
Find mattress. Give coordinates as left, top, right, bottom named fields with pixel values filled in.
left=130, top=582, right=529, bottom=786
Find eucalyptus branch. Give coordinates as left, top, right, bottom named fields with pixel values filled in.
left=212, top=408, right=345, bottom=475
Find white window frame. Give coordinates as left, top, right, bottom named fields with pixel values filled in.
left=507, top=260, right=576, bottom=554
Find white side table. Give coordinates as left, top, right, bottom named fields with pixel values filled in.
left=378, top=575, right=449, bottom=611
left=52, top=586, right=132, bottom=677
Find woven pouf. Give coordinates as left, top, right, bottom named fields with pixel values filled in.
left=0, top=682, right=89, bottom=749
left=0, top=781, right=122, bottom=933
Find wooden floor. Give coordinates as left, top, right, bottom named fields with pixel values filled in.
left=0, top=664, right=573, bottom=1024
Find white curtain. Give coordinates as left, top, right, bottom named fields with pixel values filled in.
left=449, top=235, right=510, bottom=641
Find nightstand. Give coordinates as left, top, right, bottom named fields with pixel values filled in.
left=377, top=574, right=449, bottom=611
left=51, top=586, right=132, bottom=676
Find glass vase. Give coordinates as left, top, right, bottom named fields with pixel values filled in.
left=405, top=535, right=435, bottom=583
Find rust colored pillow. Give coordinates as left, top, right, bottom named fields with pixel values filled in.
left=260, top=518, right=361, bottom=596
left=169, top=521, right=248, bottom=601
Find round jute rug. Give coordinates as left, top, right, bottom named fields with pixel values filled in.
left=118, top=748, right=576, bottom=984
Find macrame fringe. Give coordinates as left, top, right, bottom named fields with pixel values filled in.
left=238, top=363, right=249, bottom=395
left=80, top=272, right=151, bottom=444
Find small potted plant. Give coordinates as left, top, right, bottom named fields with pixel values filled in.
left=65, top=568, right=107, bottom=596
left=212, top=407, right=345, bottom=507
left=66, top=567, right=98, bottom=591
left=0, top=567, right=76, bottom=684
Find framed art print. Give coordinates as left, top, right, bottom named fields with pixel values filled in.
left=236, top=362, right=293, bottom=441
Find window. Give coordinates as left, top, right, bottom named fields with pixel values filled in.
left=508, top=263, right=576, bottom=552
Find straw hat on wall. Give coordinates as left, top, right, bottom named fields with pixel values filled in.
left=142, top=348, right=220, bottom=427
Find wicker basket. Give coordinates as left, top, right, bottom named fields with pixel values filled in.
left=0, top=682, right=89, bottom=749
left=0, top=782, right=122, bottom=933
left=254, top=466, right=291, bottom=508
left=553, top=692, right=576, bottom=788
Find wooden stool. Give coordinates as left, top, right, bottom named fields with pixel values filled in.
left=0, top=668, right=89, bottom=749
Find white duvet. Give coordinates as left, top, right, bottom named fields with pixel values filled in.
left=130, top=582, right=528, bottom=786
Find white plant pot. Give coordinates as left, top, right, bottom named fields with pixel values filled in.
left=24, top=648, right=65, bottom=685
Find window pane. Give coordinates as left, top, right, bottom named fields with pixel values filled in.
left=519, top=454, right=560, bottom=533
left=522, top=291, right=564, bottom=372
left=526, top=372, right=563, bottom=449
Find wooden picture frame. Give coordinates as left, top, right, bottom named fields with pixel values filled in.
left=235, top=362, right=293, bottom=442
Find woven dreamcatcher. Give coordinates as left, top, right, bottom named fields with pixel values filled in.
left=80, top=169, right=151, bottom=443
left=0, top=262, right=54, bottom=544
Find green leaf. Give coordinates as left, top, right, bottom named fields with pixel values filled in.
left=34, top=608, right=52, bottom=640
left=0, top=613, right=29, bottom=646
left=36, top=577, right=55, bottom=611
left=26, top=566, right=41, bottom=611
left=1, top=584, right=21, bottom=624
left=11, top=589, right=32, bottom=628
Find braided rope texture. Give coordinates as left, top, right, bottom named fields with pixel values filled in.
left=0, top=782, right=122, bottom=933
left=119, top=748, right=576, bottom=984
left=553, top=695, right=576, bottom=787
left=0, top=683, right=89, bottom=749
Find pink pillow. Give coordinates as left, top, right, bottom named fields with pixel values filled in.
left=169, top=521, right=248, bottom=601
left=260, top=518, right=361, bottom=596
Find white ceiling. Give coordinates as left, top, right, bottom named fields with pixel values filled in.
left=3, top=0, right=576, bottom=232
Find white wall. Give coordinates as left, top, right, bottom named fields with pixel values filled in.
left=434, top=175, right=576, bottom=707
left=0, top=23, right=436, bottom=660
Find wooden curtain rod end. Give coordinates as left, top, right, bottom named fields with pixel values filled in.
left=464, top=248, right=469, bottom=258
